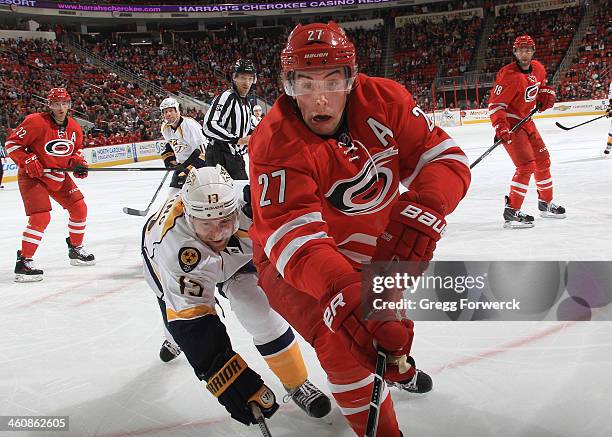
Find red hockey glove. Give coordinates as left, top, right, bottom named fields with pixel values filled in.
left=320, top=272, right=415, bottom=382
left=23, top=154, right=44, bottom=178
left=372, top=191, right=446, bottom=276
left=69, top=154, right=89, bottom=179
left=494, top=123, right=512, bottom=146
left=536, top=86, right=556, bottom=112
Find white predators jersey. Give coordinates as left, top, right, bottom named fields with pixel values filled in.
left=161, top=116, right=208, bottom=163
left=142, top=191, right=252, bottom=322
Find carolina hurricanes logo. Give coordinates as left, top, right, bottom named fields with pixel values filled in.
left=45, top=139, right=75, bottom=157
left=525, top=83, right=540, bottom=102
left=325, top=148, right=398, bottom=215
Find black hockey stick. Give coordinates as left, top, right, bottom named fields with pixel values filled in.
left=470, top=107, right=538, bottom=169
left=364, top=349, right=387, bottom=437
left=250, top=403, right=273, bottom=437
left=123, top=171, right=170, bottom=216
left=45, top=166, right=183, bottom=172
left=555, top=114, right=607, bottom=131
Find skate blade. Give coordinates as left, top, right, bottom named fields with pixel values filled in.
left=70, top=259, right=96, bottom=266
left=503, top=221, right=534, bottom=229
left=540, top=212, right=566, bottom=219
left=14, top=274, right=43, bottom=283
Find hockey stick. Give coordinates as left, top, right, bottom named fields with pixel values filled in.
left=122, top=171, right=170, bottom=216
left=555, top=114, right=607, bottom=131
left=470, top=107, right=538, bottom=169
left=45, top=166, right=182, bottom=172
left=250, top=403, right=273, bottom=437
left=364, top=349, right=387, bottom=437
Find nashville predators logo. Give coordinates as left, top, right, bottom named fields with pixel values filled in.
left=325, top=147, right=398, bottom=215
left=169, top=138, right=189, bottom=153
left=45, top=139, right=74, bottom=157
left=178, top=247, right=201, bottom=273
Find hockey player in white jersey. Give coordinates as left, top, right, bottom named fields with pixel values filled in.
left=251, top=104, right=263, bottom=128
left=141, top=165, right=331, bottom=425
left=159, top=97, right=207, bottom=196
left=604, top=81, right=612, bottom=156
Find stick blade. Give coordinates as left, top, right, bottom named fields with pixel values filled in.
left=123, top=207, right=149, bottom=216
left=555, top=122, right=571, bottom=130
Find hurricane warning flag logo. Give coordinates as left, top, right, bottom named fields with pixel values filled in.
left=325, top=147, right=398, bottom=216
left=45, top=139, right=74, bottom=157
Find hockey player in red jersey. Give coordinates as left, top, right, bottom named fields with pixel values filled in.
left=5, top=88, right=95, bottom=282
left=488, top=35, right=566, bottom=229
left=248, top=22, right=471, bottom=436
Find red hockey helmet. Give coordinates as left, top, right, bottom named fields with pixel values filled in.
left=47, top=87, right=71, bottom=102
left=513, top=35, right=535, bottom=51
left=281, top=21, right=357, bottom=96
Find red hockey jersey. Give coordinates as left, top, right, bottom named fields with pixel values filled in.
left=248, top=73, right=471, bottom=299
left=5, top=112, right=84, bottom=189
left=488, top=60, right=548, bottom=129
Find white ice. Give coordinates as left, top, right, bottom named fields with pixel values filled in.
left=1, top=116, right=611, bottom=437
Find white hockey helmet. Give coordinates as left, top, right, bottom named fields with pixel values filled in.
left=159, top=97, right=180, bottom=113
left=253, top=104, right=262, bottom=112
left=181, top=165, right=238, bottom=220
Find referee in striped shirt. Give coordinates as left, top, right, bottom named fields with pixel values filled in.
left=203, top=59, right=256, bottom=180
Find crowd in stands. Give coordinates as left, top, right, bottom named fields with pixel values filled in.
left=394, top=14, right=482, bottom=110
left=557, top=0, right=610, bottom=101
left=484, top=4, right=584, bottom=79
left=1, top=0, right=608, bottom=150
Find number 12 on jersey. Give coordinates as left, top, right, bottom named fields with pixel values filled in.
left=258, top=169, right=286, bottom=207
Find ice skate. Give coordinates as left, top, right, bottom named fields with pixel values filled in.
left=14, top=250, right=43, bottom=283
left=538, top=199, right=566, bottom=219
left=66, top=237, right=96, bottom=266
left=159, top=340, right=181, bottom=362
left=386, top=356, right=433, bottom=394
left=283, top=379, right=331, bottom=418
left=503, top=196, right=534, bottom=229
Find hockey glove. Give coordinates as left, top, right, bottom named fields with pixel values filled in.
left=494, top=123, right=512, bottom=146
left=69, top=154, right=89, bottom=179
left=372, top=191, right=446, bottom=276
left=242, top=184, right=252, bottom=219
left=23, top=154, right=44, bottom=178
left=320, top=271, right=415, bottom=382
left=606, top=103, right=612, bottom=118
left=536, top=86, right=556, bottom=112
left=203, top=349, right=278, bottom=426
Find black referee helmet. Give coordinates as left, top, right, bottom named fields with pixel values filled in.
left=233, top=59, right=257, bottom=84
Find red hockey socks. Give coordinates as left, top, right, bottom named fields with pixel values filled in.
left=21, top=212, right=51, bottom=259
left=67, top=199, right=87, bottom=247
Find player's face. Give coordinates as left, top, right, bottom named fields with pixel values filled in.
left=48, top=100, right=70, bottom=122
left=254, top=109, right=262, bottom=118
left=191, top=210, right=238, bottom=252
left=514, top=46, right=535, bottom=68
left=294, top=68, right=350, bottom=136
left=162, top=107, right=179, bottom=125
left=234, top=73, right=255, bottom=97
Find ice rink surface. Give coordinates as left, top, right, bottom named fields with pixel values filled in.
left=1, top=115, right=611, bottom=436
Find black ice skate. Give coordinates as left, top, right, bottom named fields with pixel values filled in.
left=14, top=250, right=43, bottom=283
left=66, top=237, right=96, bottom=266
left=503, top=196, right=534, bottom=229
left=386, top=356, right=433, bottom=394
left=159, top=340, right=181, bottom=362
left=604, top=144, right=611, bottom=156
left=538, top=199, right=566, bottom=219
left=283, top=379, right=331, bottom=418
